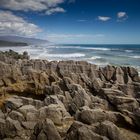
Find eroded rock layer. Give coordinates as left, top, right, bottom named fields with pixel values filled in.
left=0, top=50, right=140, bottom=140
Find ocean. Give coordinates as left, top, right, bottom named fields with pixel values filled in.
left=0, top=44, right=140, bottom=73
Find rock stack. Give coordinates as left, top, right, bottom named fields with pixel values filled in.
left=0, top=50, right=140, bottom=140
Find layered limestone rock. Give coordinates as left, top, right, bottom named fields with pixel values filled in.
left=0, top=50, right=140, bottom=140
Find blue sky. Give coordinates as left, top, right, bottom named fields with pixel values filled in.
left=0, top=0, right=140, bottom=44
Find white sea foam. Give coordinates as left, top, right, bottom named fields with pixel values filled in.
left=130, top=56, right=140, bottom=59
left=88, top=61, right=109, bottom=66
left=49, top=45, right=110, bottom=51
left=49, top=46, right=81, bottom=49
left=90, top=56, right=102, bottom=60
left=46, top=53, right=85, bottom=58
left=35, top=53, right=85, bottom=59
left=125, top=50, right=133, bottom=53
left=83, top=47, right=110, bottom=51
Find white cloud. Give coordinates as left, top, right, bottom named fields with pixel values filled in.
left=117, top=12, right=126, bottom=18
left=98, top=16, right=111, bottom=21
left=0, top=11, right=41, bottom=36
left=45, top=7, right=65, bottom=15
left=117, top=12, right=128, bottom=21
left=0, top=0, right=66, bottom=15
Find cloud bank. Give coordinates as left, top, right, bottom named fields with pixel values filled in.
left=0, top=0, right=66, bottom=15
left=0, top=11, right=41, bottom=36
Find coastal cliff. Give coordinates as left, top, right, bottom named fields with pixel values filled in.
left=0, top=50, right=140, bottom=140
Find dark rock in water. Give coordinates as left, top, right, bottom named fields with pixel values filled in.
left=0, top=50, right=139, bottom=140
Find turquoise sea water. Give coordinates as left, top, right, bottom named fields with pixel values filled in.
left=0, top=44, right=140, bottom=72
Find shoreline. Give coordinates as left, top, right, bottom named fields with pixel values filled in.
left=0, top=49, right=140, bottom=75
left=0, top=44, right=139, bottom=70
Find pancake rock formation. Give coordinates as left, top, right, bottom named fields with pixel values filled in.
left=0, top=50, right=140, bottom=140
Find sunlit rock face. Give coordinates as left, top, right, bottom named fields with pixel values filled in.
left=0, top=50, right=140, bottom=140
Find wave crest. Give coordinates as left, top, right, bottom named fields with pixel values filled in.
left=90, top=56, right=102, bottom=60
left=46, top=53, right=85, bottom=58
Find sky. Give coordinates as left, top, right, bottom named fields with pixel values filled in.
left=0, top=0, right=140, bottom=44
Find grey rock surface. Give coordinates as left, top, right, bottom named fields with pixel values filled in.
left=0, top=50, right=140, bottom=140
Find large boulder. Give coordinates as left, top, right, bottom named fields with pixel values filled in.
left=76, top=109, right=107, bottom=124
left=128, top=67, right=139, bottom=82
left=100, top=65, right=115, bottom=81
left=66, top=121, right=108, bottom=140
left=9, top=110, right=25, bottom=122
left=39, top=104, right=71, bottom=125
left=18, top=105, right=38, bottom=122
left=95, top=121, right=126, bottom=140
left=3, top=96, right=23, bottom=111
left=31, top=119, right=62, bottom=140
left=68, top=84, right=91, bottom=115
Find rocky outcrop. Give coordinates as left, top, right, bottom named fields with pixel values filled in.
left=0, top=50, right=140, bottom=140
left=31, top=119, right=62, bottom=140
